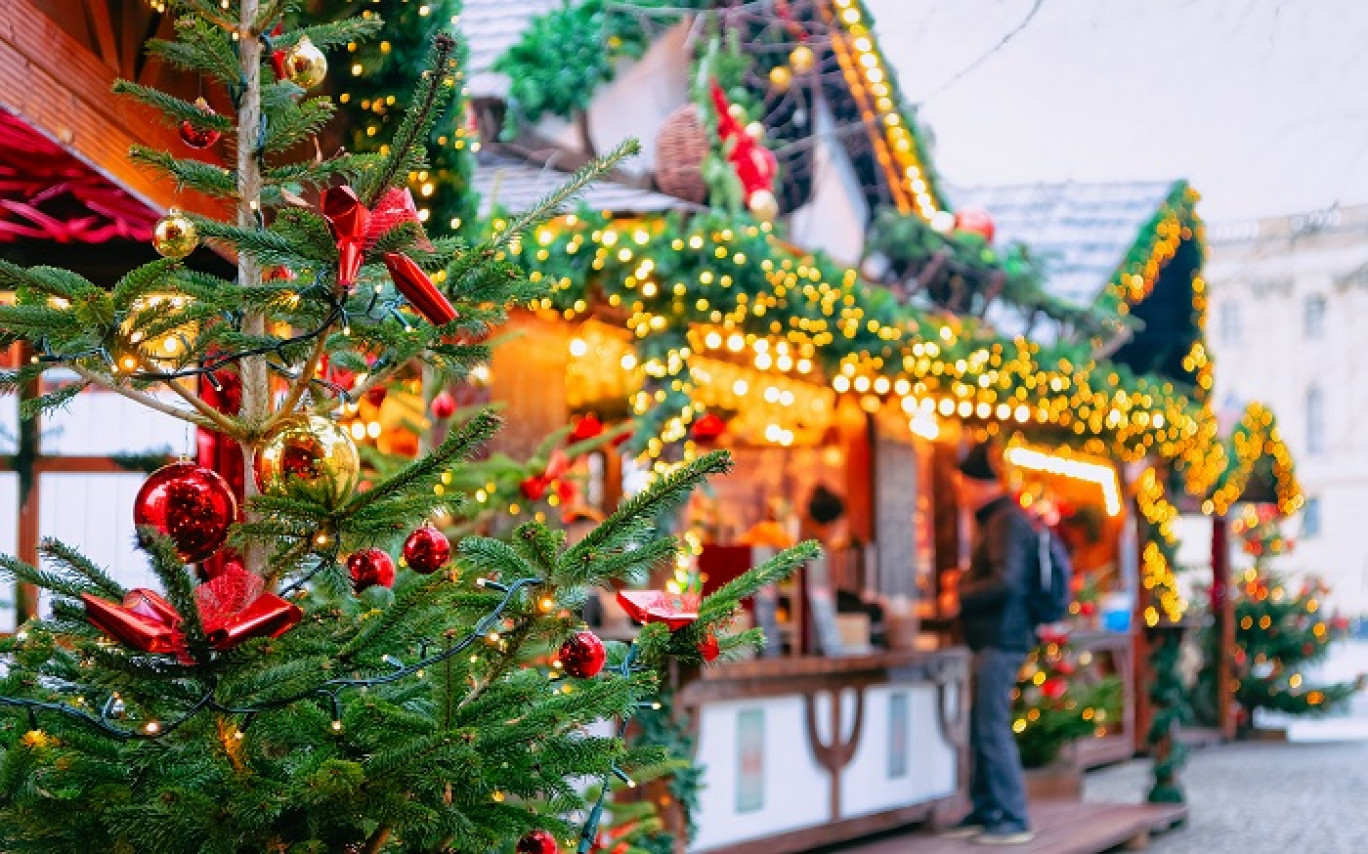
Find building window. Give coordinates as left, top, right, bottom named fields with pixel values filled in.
left=1302, top=497, right=1322, bottom=538
left=1304, top=294, right=1327, bottom=338
left=1307, top=386, right=1325, bottom=455
left=1219, top=301, right=1241, bottom=345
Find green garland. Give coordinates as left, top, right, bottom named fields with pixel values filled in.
left=501, top=206, right=1207, bottom=460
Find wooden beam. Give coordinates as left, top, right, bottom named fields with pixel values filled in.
left=0, top=0, right=223, bottom=218
left=82, top=0, right=121, bottom=72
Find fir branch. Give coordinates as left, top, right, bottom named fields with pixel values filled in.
left=491, top=139, right=640, bottom=253
left=359, top=33, right=459, bottom=206
left=561, top=450, right=732, bottom=571
left=111, top=82, right=234, bottom=132
left=129, top=146, right=236, bottom=198
left=146, top=22, right=240, bottom=86
left=0, top=261, right=99, bottom=299
left=17, top=379, right=88, bottom=420
left=261, top=96, right=336, bottom=154
left=344, top=409, right=500, bottom=516
left=112, top=259, right=183, bottom=308
left=697, top=541, right=818, bottom=626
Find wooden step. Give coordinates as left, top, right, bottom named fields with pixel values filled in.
left=828, top=800, right=1187, bottom=854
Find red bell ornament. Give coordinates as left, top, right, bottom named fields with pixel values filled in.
left=347, top=548, right=396, bottom=592
left=178, top=98, right=222, bottom=149
left=517, top=829, right=559, bottom=854
left=558, top=630, right=606, bottom=678
left=953, top=206, right=995, bottom=243
left=134, top=461, right=237, bottom=563
left=402, top=525, right=451, bottom=575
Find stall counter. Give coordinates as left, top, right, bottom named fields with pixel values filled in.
left=678, top=648, right=971, bottom=854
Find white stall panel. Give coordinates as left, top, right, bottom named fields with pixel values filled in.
left=840, top=683, right=957, bottom=818
left=38, top=473, right=160, bottom=598
left=42, top=389, right=187, bottom=456
left=691, top=696, right=829, bottom=851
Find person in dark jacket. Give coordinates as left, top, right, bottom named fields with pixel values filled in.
left=942, top=440, right=1036, bottom=846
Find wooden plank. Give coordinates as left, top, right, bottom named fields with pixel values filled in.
left=832, top=801, right=1187, bottom=854
left=0, top=0, right=224, bottom=218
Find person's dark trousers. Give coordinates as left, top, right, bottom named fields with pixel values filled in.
left=968, top=647, right=1031, bottom=832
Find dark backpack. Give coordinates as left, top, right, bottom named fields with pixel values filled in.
left=1027, top=527, right=1072, bottom=625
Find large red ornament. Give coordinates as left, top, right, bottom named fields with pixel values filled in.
left=517, top=829, right=559, bottom=854
left=558, top=630, right=606, bottom=678
left=616, top=590, right=700, bottom=632
left=953, top=206, right=995, bottom=243
left=320, top=186, right=456, bottom=324
left=178, top=98, right=222, bottom=149
left=82, top=562, right=301, bottom=659
left=347, top=548, right=397, bottom=592
left=430, top=389, right=456, bottom=419
left=402, top=525, right=451, bottom=575
left=134, top=461, right=237, bottom=563
left=1041, top=678, right=1067, bottom=701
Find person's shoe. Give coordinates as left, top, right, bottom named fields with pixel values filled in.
left=972, top=826, right=1035, bottom=846
left=938, top=816, right=986, bottom=839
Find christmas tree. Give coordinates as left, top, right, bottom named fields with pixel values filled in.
left=1012, top=627, right=1122, bottom=769
left=1223, top=507, right=1359, bottom=721
left=0, top=3, right=810, bottom=852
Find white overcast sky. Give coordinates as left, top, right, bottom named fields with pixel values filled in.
left=867, top=0, right=1368, bottom=223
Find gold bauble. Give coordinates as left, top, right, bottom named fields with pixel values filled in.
left=744, top=121, right=766, bottom=142
left=768, top=65, right=793, bottom=91
left=153, top=209, right=198, bottom=259
left=748, top=189, right=780, bottom=223
left=254, top=414, right=360, bottom=505
left=284, top=36, right=328, bottom=89
left=789, top=45, right=816, bottom=75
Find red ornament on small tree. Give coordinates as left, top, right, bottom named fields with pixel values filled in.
left=178, top=98, right=222, bottom=149
left=558, top=630, right=606, bottom=678
left=402, top=525, right=451, bottom=575
left=347, top=548, right=396, bottom=592
left=517, top=829, right=559, bottom=854
left=429, top=389, right=456, bottom=419
left=569, top=413, right=604, bottom=443
left=134, top=461, right=237, bottom=563
left=953, top=206, right=995, bottom=243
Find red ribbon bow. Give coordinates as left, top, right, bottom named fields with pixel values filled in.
left=82, top=562, right=302, bottom=661
left=710, top=82, right=778, bottom=199
left=616, top=590, right=700, bottom=631
left=320, top=185, right=458, bottom=325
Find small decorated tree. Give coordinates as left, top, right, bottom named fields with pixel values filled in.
left=1225, top=508, right=1360, bottom=722
left=1012, top=627, right=1123, bottom=769
left=0, top=3, right=811, bottom=851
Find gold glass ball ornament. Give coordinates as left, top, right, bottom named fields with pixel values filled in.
left=284, top=36, right=328, bottom=89
left=789, top=45, right=816, bottom=75
left=254, top=414, right=360, bottom=505
left=747, top=189, right=780, bottom=223
left=152, top=209, right=198, bottom=259
left=768, top=65, right=793, bottom=91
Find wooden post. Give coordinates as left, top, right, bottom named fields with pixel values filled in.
left=14, top=343, right=39, bottom=623
left=1212, top=514, right=1235, bottom=739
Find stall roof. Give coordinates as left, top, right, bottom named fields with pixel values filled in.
left=473, top=155, right=696, bottom=217
left=950, top=180, right=1182, bottom=306
left=462, top=1, right=560, bottom=98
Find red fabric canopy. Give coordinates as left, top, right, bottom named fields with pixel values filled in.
left=0, top=110, right=157, bottom=243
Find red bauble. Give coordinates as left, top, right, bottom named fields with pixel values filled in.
left=953, top=206, right=995, bottom=243
left=178, top=98, right=222, bottom=149
left=429, top=389, right=456, bottom=419
left=134, top=461, right=237, bottom=563
left=558, top=630, right=606, bottom=678
left=691, top=412, right=727, bottom=442
left=698, top=632, right=721, bottom=662
left=347, top=548, right=396, bottom=592
left=569, top=413, right=604, bottom=443
left=1041, top=678, right=1067, bottom=700
left=402, top=525, right=451, bottom=574
left=517, top=830, right=559, bottom=854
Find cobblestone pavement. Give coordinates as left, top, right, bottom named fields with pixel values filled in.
left=1084, top=739, right=1368, bottom=853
